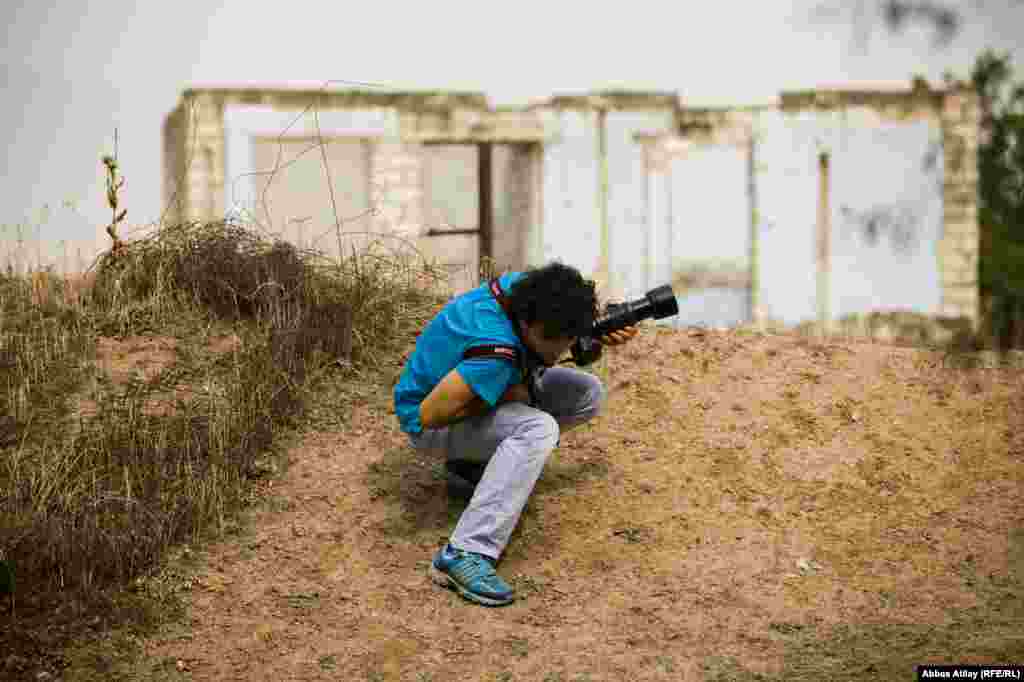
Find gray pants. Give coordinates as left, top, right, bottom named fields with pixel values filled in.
left=407, top=366, right=607, bottom=560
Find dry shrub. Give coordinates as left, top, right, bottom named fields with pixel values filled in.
left=0, top=216, right=453, bottom=649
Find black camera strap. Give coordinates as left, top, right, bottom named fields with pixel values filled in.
left=460, top=277, right=546, bottom=407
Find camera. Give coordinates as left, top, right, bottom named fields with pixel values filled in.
left=569, top=284, right=680, bottom=366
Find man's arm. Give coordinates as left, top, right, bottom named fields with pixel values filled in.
left=419, top=367, right=477, bottom=430
left=419, top=368, right=530, bottom=430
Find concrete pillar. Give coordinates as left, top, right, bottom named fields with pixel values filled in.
left=816, top=151, right=832, bottom=333
left=174, top=92, right=226, bottom=224
left=938, top=86, right=981, bottom=328
left=369, top=140, right=425, bottom=246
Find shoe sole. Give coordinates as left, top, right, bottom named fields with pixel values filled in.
left=428, top=562, right=514, bottom=607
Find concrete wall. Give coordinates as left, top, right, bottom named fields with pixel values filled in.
left=491, top=144, right=538, bottom=276
left=827, top=118, right=943, bottom=322
left=418, top=144, right=478, bottom=293
left=605, top=109, right=677, bottom=302
left=248, top=136, right=374, bottom=259
left=641, top=128, right=755, bottom=329
left=533, top=108, right=602, bottom=286
left=161, top=83, right=981, bottom=336
left=938, top=89, right=982, bottom=323
left=632, top=86, right=981, bottom=335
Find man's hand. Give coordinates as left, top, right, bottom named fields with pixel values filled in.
left=499, top=382, right=531, bottom=404
left=599, top=325, right=640, bottom=347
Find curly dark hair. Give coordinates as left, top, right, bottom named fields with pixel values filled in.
left=505, top=260, right=599, bottom=339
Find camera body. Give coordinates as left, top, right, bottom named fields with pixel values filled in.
left=471, top=278, right=681, bottom=408
left=569, top=284, right=680, bottom=366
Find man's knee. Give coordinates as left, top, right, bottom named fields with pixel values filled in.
left=520, top=410, right=560, bottom=450
left=584, top=375, right=608, bottom=418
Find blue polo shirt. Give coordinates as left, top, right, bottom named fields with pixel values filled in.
left=394, top=271, right=527, bottom=436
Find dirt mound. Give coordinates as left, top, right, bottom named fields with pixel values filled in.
left=115, top=325, right=1022, bottom=681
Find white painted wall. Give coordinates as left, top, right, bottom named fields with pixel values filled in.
left=604, top=110, right=675, bottom=303
left=536, top=110, right=603, bottom=285
left=628, top=109, right=946, bottom=330
left=665, top=143, right=750, bottom=328
left=755, top=111, right=821, bottom=327
left=211, top=102, right=951, bottom=332
left=223, top=106, right=399, bottom=221
left=491, top=144, right=535, bottom=275
left=829, top=118, right=944, bottom=319
left=419, top=144, right=479, bottom=294
left=249, top=136, right=373, bottom=261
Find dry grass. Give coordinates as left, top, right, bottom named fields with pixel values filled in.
left=0, top=217, right=478, bottom=679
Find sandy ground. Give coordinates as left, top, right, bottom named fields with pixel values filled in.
left=105, top=325, right=1023, bottom=680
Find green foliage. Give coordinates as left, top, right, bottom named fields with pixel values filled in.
left=972, top=49, right=1024, bottom=348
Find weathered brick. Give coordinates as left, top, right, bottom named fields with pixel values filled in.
left=937, top=259, right=970, bottom=278
left=943, top=146, right=965, bottom=162
left=943, top=204, right=978, bottom=224
left=384, top=189, right=423, bottom=204
left=945, top=247, right=979, bottom=267
left=941, top=269, right=977, bottom=287
left=942, top=97, right=962, bottom=119
left=939, top=254, right=975, bottom=278
left=942, top=92, right=980, bottom=121
left=387, top=223, right=426, bottom=238
left=944, top=220, right=978, bottom=235
left=956, top=266, right=979, bottom=282
left=938, top=302, right=965, bottom=318
left=945, top=289, right=978, bottom=311
left=959, top=235, right=980, bottom=256
left=943, top=183, right=977, bottom=203
left=373, top=171, right=403, bottom=184
left=945, top=164, right=980, bottom=186
left=938, top=246, right=968, bottom=266
left=951, top=118, right=978, bottom=135
left=194, top=124, right=223, bottom=139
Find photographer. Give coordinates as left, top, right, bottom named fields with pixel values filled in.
left=393, top=261, right=638, bottom=607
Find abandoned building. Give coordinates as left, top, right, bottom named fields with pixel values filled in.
left=162, top=81, right=980, bottom=339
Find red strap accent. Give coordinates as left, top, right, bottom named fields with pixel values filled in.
left=488, top=277, right=504, bottom=301
left=463, top=279, right=521, bottom=363
left=460, top=278, right=531, bottom=385
left=462, top=278, right=527, bottom=372
left=462, top=344, right=520, bottom=364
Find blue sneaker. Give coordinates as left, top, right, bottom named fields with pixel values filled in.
left=429, top=544, right=514, bottom=607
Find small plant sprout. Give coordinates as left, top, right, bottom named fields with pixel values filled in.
left=103, top=128, right=127, bottom=254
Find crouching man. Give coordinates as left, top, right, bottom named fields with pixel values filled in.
left=393, top=261, right=638, bottom=606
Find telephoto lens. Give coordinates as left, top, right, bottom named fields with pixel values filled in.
left=592, top=284, right=678, bottom=338
left=570, top=284, right=679, bottom=366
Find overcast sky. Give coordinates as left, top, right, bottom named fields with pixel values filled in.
left=2, top=0, right=1022, bottom=269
